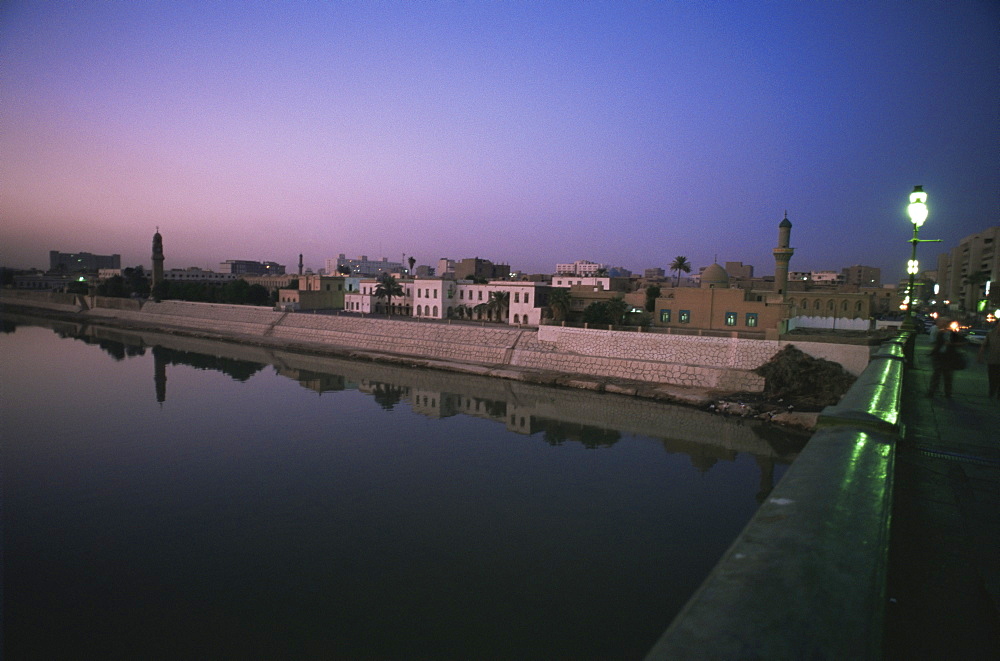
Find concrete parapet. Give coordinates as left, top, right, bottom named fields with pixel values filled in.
left=645, top=425, right=894, bottom=660
left=817, top=351, right=905, bottom=435
left=647, top=334, right=903, bottom=659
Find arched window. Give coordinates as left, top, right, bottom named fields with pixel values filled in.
left=433, top=306, right=438, bottom=316
left=827, top=300, right=835, bottom=310
left=841, top=300, right=848, bottom=311
left=417, top=305, right=422, bottom=316
left=814, top=300, right=821, bottom=310
left=513, top=314, right=520, bottom=324
left=801, top=298, right=808, bottom=309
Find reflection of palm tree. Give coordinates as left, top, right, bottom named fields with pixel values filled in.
left=374, top=274, right=404, bottom=316
left=548, top=288, right=572, bottom=322
left=487, top=291, right=510, bottom=322
left=670, top=256, right=691, bottom=287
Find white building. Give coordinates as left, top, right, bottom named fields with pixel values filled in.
left=344, top=278, right=545, bottom=325
left=327, top=254, right=403, bottom=277
left=555, top=260, right=606, bottom=276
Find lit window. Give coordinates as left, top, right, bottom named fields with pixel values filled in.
left=660, top=309, right=671, bottom=323
left=725, top=312, right=737, bottom=326
left=746, top=313, right=758, bottom=327
left=679, top=310, right=690, bottom=323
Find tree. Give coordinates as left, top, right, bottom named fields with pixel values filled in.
left=582, top=296, right=629, bottom=326
left=407, top=255, right=416, bottom=274
left=644, top=285, right=661, bottom=312
left=487, top=290, right=510, bottom=322
left=670, top=256, right=692, bottom=287
left=373, top=273, right=404, bottom=315
left=547, top=288, right=572, bottom=322
left=595, top=267, right=608, bottom=277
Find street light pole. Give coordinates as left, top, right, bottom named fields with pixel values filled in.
left=901, top=186, right=928, bottom=332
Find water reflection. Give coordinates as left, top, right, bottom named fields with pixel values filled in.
left=6, top=315, right=807, bottom=499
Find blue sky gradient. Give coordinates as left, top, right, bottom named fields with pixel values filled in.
left=2, top=1, right=997, bottom=280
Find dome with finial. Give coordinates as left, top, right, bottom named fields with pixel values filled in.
left=700, top=263, right=729, bottom=288
left=780, top=211, right=792, bottom=228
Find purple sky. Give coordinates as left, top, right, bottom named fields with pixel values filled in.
left=2, top=1, right=997, bottom=281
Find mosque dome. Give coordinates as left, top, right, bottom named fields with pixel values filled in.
left=700, top=263, right=730, bottom=288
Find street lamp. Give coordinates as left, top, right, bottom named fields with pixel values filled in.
left=901, top=186, right=928, bottom=331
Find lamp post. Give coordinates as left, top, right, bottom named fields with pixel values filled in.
left=901, top=186, right=928, bottom=332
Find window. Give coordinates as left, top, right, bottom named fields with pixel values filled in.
left=514, top=292, right=519, bottom=303
left=417, top=289, right=422, bottom=298
left=524, top=293, right=529, bottom=304
left=460, top=290, right=464, bottom=299
left=513, top=314, right=520, bottom=324
left=660, top=309, right=671, bottom=323
left=746, top=313, right=758, bottom=327
left=433, top=306, right=438, bottom=316
left=478, top=291, right=483, bottom=301
left=679, top=310, right=690, bottom=323
left=725, top=312, right=737, bottom=326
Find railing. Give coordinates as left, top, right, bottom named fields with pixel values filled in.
left=645, top=332, right=909, bottom=660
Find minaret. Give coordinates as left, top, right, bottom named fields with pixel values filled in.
left=772, top=212, right=794, bottom=295
left=151, top=228, right=164, bottom=289
left=298, top=254, right=303, bottom=276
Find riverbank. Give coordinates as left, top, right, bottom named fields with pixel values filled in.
left=2, top=291, right=867, bottom=427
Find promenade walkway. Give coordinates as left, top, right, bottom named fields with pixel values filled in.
left=886, top=332, right=1000, bottom=658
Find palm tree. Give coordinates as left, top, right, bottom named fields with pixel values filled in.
left=487, top=290, right=510, bottom=322
left=670, top=256, right=692, bottom=287
left=373, top=273, right=404, bottom=316
left=407, top=255, right=416, bottom=275
left=547, top=288, right=572, bottom=322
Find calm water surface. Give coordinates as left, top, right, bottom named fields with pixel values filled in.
left=1, top=318, right=805, bottom=659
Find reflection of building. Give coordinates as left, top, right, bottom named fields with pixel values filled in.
left=49, top=250, right=120, bottom=273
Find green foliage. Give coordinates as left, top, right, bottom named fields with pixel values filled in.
left=582, top=296, right=629, bottom=326
left=486, top=290, right=510, bottom=322
left=547, top=288, right=572, bottom=322
left=373, top=273, right=404, bottom=314
left=670, top=256, right=692, bottom=286
left=644, top=285, right=661, bottom=312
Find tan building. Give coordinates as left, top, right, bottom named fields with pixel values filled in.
left=277, top=275, right=347, bottom=311
left=936, top=226, right=1000, bottom=312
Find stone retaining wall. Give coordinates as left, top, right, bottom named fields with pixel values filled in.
left=3, top=292, right=869, bottom=391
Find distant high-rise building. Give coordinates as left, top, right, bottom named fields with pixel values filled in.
left=327, top=254, right=401, bottom=277
left=49, top=250, right=120, bottom=273
left=644, top=267, right=666, bottom=279
left=556, top=260, right=606, bottom=276
left=454, top=257, right=510, bottom=280
left=725, top=262, right=754, bottom=279
left=218, top=259, right=285, bottom=275
left=937, top=226, right=1000, bottom=311
left=841, top=265, right=881, bottom=288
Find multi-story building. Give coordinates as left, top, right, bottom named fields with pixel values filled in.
left=453, top=257, right=510, bottom=281
left=277, top=275, right=348, bottom=311
left=725, top=262, right=754, bottom=280
left=218, top=260, right=285, bottom=275
left=556, top=260, right=606, bottom=276
left=550, top=275, right=631, bottom=291
left=937, top=226, right=1000, bottom=312
left=49, top=250, right=120, bottom=273
left=842, top=265, right=881, bottom=288
left=343, top=278, right=546, bottom=325
left=644, top=268, right=666, bottom=279
left=163, top=268, right=239, bottom=283
left=327, top=254, right=402, bottom=277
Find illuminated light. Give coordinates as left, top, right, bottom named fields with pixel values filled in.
left=949, top=321, right=960, bottom=332
left=907, top=186, right=928, bottom=227
left=931, top=312, right=938, bottom=319
left=77, top=276, right=86, bottom=282
left=987, top=281, right=992, bottom=296
left=907, top=259, right=919, bottom=274
left=934, top=284, right=940, bottom=295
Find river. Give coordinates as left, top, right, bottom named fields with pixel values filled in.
left=1, top=315, right=806, bottom=659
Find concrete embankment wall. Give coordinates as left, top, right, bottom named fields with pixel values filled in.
left=646, top=335, right=905, bottom=660
left=4, top=293, right=870, bottom=392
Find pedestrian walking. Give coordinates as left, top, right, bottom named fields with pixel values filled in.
left=927, top=317, right=966, bottom=398
left=978, top=324, right=1000, bottom=399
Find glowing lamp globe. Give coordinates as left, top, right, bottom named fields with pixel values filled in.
left=907, top=186, right=928, bottom=227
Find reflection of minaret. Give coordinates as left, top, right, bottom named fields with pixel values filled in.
left=772, top=212, right=794, bottom=295
left=755, top=455, right=776, bottom=504
left=153, top=345, right=167, bottom=404
left=298, top=254, right=303, bottom=276
left=151, top=229, right=165, bottom=290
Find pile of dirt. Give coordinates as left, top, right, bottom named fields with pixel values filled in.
left=753, top=344, right=856, bottom=410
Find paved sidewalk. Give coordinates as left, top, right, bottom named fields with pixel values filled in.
left=885, top=333, right=1000, bottom=659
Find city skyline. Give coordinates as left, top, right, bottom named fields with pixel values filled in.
left=2, top=2, right=997, bottom=278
